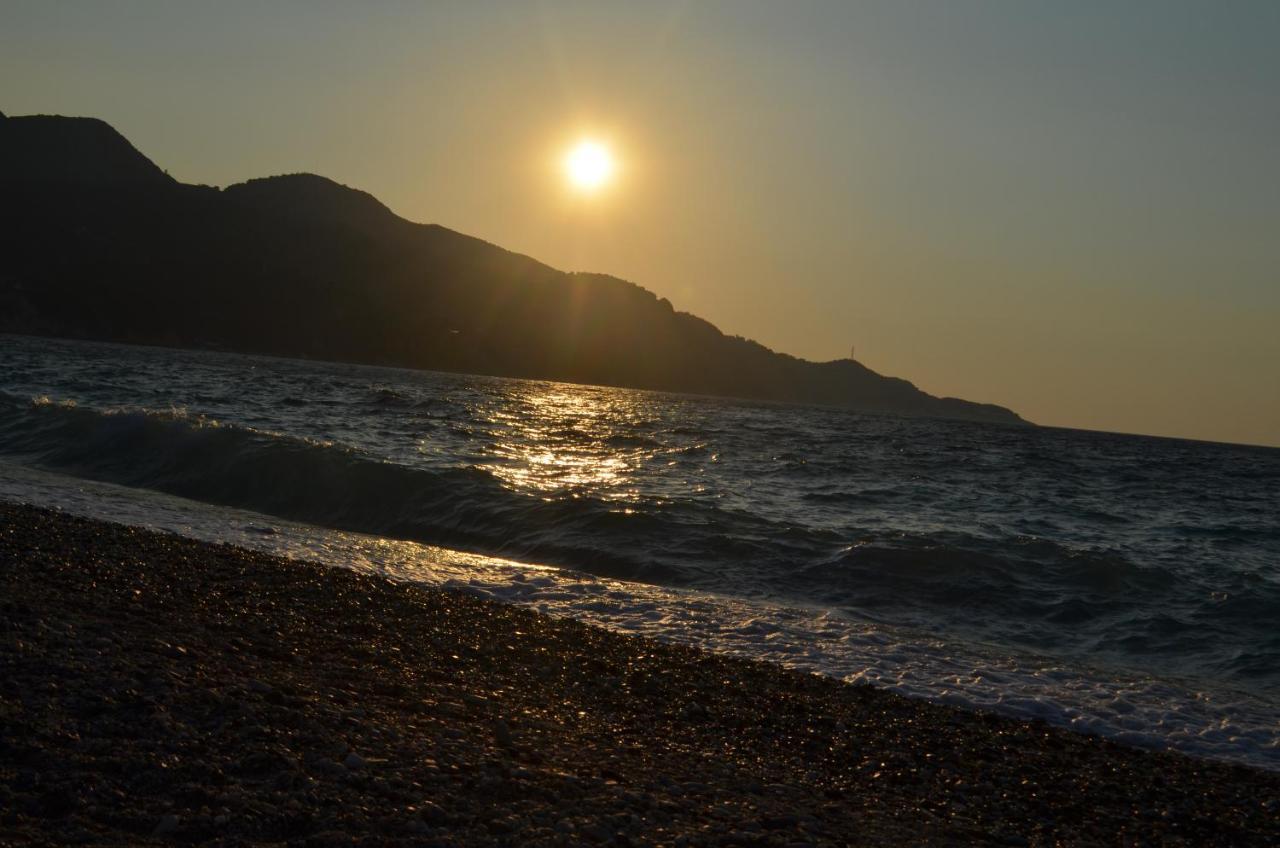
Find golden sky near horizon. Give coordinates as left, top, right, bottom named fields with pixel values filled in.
left=2, top=1, right=1277, bottom=446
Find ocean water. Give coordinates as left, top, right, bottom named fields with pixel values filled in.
left=1, top=334, right=1277, bottom=769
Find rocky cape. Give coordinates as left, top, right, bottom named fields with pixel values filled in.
left=0, top=111, right=1022, bottom=425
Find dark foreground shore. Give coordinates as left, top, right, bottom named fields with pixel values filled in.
left=1, top=503, right=1276, bottom=846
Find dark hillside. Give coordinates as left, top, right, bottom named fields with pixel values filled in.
left=0, top=114, right=174, bottom=185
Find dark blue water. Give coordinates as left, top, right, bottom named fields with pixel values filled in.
left=2, top=334, right=1278, bottom=704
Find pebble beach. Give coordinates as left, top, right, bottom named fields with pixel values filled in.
left=2, top=501, right=1277, bottom=846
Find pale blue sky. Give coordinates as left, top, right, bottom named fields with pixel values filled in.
left=2, top=1, right=1277, bottom=445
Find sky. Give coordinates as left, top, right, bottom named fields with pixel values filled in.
left=2, top=1, right=1277, bottom=446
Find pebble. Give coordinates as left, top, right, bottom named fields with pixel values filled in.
left=493, top=719, right=514, bottom=748
left=682, top=702, right=709, bottom=720
left=581, top=823, right=612, bottom=842
left=416, top=800, right=447, bottom=823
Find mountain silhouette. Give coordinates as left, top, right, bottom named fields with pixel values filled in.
left=0, top=112, right=1023, bottom=424
left=0, top=113, right=174, bottom=185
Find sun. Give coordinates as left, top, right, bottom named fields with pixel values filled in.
left=564, top=140, right=615, bottom=192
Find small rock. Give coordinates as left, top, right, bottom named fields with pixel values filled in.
left=493, top=719, right=514, bottom=748
left=582, top=823, right=612, bottom=843
left=35, top=788, right=76, bottom=819
left=153, top=814, right=180, bottom=836
left=344, top=752, right=367, bottom=770
left=312, top=757, right=345, bottom=778
left=682, top=702, right=709, bottom=720
left=417, top=800, right=447, bottom=823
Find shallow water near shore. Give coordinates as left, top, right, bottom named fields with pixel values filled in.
left=1, top=334, right=1277, bottom=769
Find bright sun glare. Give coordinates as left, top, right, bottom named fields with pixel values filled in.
left=564, top=140, right=615, bottom=192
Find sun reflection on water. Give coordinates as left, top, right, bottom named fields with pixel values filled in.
left=475, top=386, right=657, bottom=502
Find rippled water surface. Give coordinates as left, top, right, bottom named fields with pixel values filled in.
left=1, top=334, right=1278, bottom=765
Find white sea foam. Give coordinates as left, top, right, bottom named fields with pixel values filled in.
left=1, top=459, right=1275, bottom=772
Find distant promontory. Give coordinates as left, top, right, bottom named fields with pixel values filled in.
left=0, top=112, right=1023, bottom=425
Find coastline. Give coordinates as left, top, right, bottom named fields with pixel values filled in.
left=1, top=502, right=1276, bottom=846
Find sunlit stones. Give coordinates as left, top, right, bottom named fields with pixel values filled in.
left=564, top=140, right=615, bottom=192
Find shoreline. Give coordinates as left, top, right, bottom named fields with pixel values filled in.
left=2, top=501, right=1277, bottom=845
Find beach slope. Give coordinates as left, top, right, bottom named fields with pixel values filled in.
left=1, top=502, right=1275, bottom=846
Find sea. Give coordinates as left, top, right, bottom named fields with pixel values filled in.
left=1, top=334, right=1277, bottom=770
